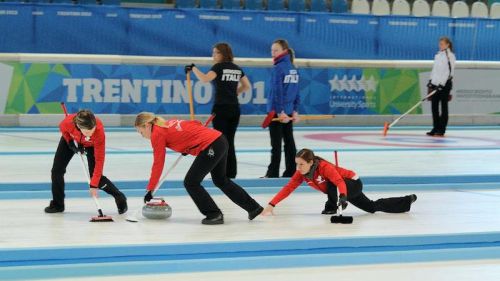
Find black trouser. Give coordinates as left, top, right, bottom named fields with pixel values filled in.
left=183, top=135, right=262, bottom=218
left=265, top=115, right=297, bottom=178
left=212, top=104, right=240, bottom=178
left=431, top=79, right=452, bottom=134
left=325, top=178, right=412, bottom=213
left=50, top=137, right=124, bottom=208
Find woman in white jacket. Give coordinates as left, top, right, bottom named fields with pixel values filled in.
left=427, top=37, right=456, bottom=137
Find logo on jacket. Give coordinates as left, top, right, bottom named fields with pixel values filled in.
left=284, top=70, right=299, bottom=83
left=316, top=175, right=325, bottom=184
left=207, top=148, right=215, bottom=158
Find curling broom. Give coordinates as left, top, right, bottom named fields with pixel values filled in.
left=330, top=150, right=353, bottom=224
left=383, top=90, right=437, bottom=137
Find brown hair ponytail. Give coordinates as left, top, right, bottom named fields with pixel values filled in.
left=273, top=38, right=295, bottom=64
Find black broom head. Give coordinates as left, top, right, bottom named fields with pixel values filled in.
left=330, top=215, right=353, bottom=224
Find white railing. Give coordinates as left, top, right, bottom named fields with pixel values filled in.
left=0, top=53, right=499, bottom=69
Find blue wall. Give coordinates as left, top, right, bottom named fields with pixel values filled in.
left=0, top=3, right=499, bottom=60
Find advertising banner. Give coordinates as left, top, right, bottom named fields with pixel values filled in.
left=2, top=61, right=499, bottom=115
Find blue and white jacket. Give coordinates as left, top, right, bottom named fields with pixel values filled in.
left=266, top=53, right=300, bottom=115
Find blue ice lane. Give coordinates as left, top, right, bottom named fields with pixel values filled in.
left=1, top=182, right=500, bottom=200
left=1, top=233, right=500, bottom=280
left=1, top=175, right=500, bottom=192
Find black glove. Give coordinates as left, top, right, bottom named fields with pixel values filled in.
left=184, top=63, right=195, bottom=74
left=68, top=141, right=85, bottom=155
left=338, top=194, right=348, bottom=210
left=144, top=190, right=153, bottom=203
left=426, top=80, right=435, bottom=89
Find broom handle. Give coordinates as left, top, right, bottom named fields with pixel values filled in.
left=151, top=154, right=183, bottom=196
left=387, top=90, right=437, bottom=129
left=187, top=71, right=195, bottom=121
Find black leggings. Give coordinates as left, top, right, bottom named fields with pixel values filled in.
left=184, top=135, right=261, bottom=218
left=325, top=179, right=413, bottom=213
left=50, top=137, right=123, bottom=208
left=212, top=104, right=240, bottom=179
left=265, top=115, right=297, bottom=178
left=431, top=79, right=452, bottom=134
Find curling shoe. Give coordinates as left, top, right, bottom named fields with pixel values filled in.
left=202, top=213, right=224, bottom=225
left=248, top=206, right=264, bottom=220
left=44, top=201, right=64, bottom=213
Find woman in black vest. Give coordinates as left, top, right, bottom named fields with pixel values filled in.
left=186, top=43, right=250, bottom=178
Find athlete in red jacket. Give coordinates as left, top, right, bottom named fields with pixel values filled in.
left=44, top=110, right=127, bottom=214
left=135, top=112, right=263, bottom=225
left=262, top=148, right=417, bottom=216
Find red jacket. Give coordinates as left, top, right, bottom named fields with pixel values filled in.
left=147, top=119, right=222, bottom=190
left=269, top=159, right=357, bottom=206
left=60, top=114, right=105, bottom=187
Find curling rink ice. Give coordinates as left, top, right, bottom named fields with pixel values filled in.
left=1, top=125, right=500, bottom=280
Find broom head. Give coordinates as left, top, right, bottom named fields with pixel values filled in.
left=330, top=215, right=353, bottom=224
left=382, top=122, right=389, bottom=137
left=261, top=110, right=276, bottom=129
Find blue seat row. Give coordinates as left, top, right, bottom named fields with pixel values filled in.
left=177, top=0, right=348, bottom=13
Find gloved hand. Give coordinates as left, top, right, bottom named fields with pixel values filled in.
left=448, top=94, right=453, bottom=102
left=144, top=190, right=153, bottom=203
left=437, top=85, right=444, bottom=92
left=426, top=80, right=436, bottom=90
left=68, top=141, right=85, bottom=155
left=338, top=194, right=348, bottom=210
left=184, top=63, right=195, bottom=74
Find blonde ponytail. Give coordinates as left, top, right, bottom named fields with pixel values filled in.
left=134, top=112, right=167, bottom=128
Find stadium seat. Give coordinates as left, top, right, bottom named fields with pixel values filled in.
left=351, top=0, right=370, bottom=14
left=245, top=0, right=263, bottom=9
left=310, top=0, right=329, bottom=12
left=412, top=0, right=431, bottom=16
left=288, top=0, right=306, bottom=11
left=176, top=0, right=197, bottom=8
left=332, top=0, right=348, bottom=12
left=392, top=0, right=411, bottom=15
left=267, top=0, right=285, bottom=10
left=491, top=2, right=500, bottom=18
left=432, top=0, right=450, bottom=17
left=50, top=0, right=75, bottom=3
left=470, top=1, right=488, bottom=17
left=101, top=0, right=120, bottom=4
left=78, top=0, right=98, bottom=4
left=200, top=0, right=218, bottom=8
left=371, top=0, right=390, bottom=15
left=222, top=0, right=242, bottom=9
left=451, top=1, right=470, bottom=17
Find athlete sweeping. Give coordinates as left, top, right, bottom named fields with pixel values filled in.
left=135, top=112, right=263, bottom=225
left=262, top=149, right=417, bottom=216
left=45, top=110, right=128, bottom=214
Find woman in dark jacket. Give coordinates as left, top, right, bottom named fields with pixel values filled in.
left=263, top=39, right=300, bottom=178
